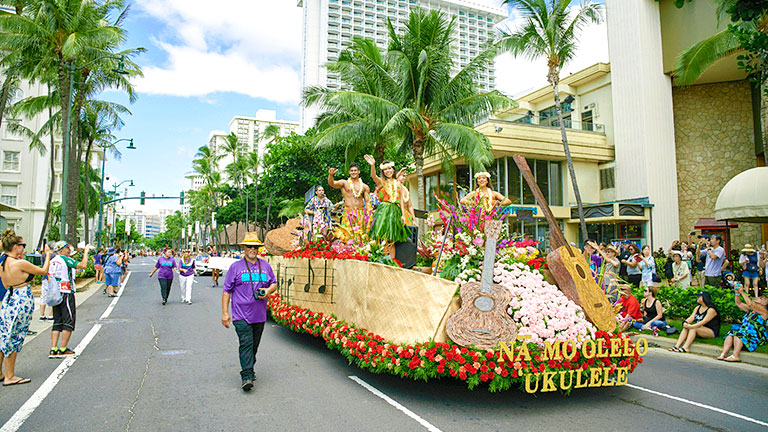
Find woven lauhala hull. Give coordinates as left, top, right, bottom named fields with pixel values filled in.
left=268, top=257, right=459, bottom=344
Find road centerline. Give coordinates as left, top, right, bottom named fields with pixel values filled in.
left=348, top=375, right=443, bottom=432
left=0, top=272, right=132, bottom=432
left=626, top=383, right=768, bottom=428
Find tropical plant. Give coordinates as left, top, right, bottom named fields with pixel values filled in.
left=0, top=0, right=143, bottom=243
left=497, top=0, right=604, bottom=242
left=306, top=9, right=513, bottom=235
left=672, top=0, right=768, bottom=163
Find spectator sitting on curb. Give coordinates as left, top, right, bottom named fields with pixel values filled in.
left=717, top=287, right=768, bottom=363
left=617, top=285, right=642, bottom=332
left=632, top=285, right=667, bottom=332
left=669, top=291, right=721, bottom=353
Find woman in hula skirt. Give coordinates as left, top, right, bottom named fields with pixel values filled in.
left=364, top=155, right=410, bottom=258
left=460, top=171, right=510, bottom=211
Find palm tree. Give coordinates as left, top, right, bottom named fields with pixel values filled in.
left=497, top=0, right=604, bottom=242
left=672, top=1, right=768, bottom=162
left=0, top=0, right=143, bottom=243
left=306, top=10, right=513, bottom=234
left=304, top=37, right=397, bottom=165
left=193, top=145, right=225, bottom=247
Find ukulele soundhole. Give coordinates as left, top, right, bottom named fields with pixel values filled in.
left=474, top=296, right=495, bottom=311
left=575, top=264, right=587, bottom=279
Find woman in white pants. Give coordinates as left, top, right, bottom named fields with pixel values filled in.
left=177, top=250, right=195, bottom=304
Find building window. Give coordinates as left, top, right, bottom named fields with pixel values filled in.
left=1, top=184, right=18, bottom=206
left=503, top=158, right=562, bottom=206
left=600, top=167, right=615, bottom=190
left=3, top=151, right=20, bottom=171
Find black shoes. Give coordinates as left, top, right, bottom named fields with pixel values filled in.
left=241, top=379, right=253, bottom=392
left=162, top=300, right=167, bottom=305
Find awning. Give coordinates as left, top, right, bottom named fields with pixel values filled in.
left=694, top=217, right=738, bottom=230
left=715, top=167, right=768, bottom=223
left=0, top=202, right=23, bottom=213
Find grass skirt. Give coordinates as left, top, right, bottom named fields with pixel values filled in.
left=370, top=202, right=410, bottom=243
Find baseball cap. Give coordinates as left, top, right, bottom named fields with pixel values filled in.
left=697, top=234, right=710, bottom=239
left=53, top=241, right=69, bottom=252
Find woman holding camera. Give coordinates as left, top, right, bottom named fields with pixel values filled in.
left=221, top=233, right=277, bottom=392
left=717, top=287, right=768, bottom=362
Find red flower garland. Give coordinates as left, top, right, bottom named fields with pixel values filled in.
left=267, top=294, right=643, bottom=393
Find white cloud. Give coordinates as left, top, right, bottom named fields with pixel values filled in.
left=132, top=0, right=302, bottom=104
left=493, top=6, right=609, bottom=97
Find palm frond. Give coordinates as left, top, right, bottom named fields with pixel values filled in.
left=673, top=28, right=742, bottom=86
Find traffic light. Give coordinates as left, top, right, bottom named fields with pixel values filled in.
left=180, top=191, right=185, bottom=205
left=140, top=191, right=146, bottom=205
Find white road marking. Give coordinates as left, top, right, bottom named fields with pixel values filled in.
left=349, top=376, right=443, bottom=432
left=0, top=272, right=132, bottom=432
left=626, top=383, right=768, bottom=428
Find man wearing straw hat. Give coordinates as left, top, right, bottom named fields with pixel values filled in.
left=739, top=244, right=760, bottom=297
left=221, top=233, right=277, bottom=392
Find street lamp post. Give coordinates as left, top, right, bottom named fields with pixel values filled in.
left=97, top=138, right=135, bottom=248
left=60, top=55, right=129, bottom=241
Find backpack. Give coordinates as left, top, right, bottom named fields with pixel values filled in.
left=664, top=257, right=674, bottom=279
left=44, top=277, right=63, bottom=306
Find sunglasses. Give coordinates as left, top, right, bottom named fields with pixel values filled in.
left=17, top=243, right=26, bottom=248
left=243, top=245, right=259, bottom=249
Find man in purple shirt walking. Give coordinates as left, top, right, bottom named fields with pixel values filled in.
left=221, top=233, right=277, bottom=391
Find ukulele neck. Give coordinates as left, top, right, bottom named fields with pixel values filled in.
left=480, top=220, right=502, bottom=294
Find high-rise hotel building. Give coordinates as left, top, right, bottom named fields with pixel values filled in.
left=298, top=0, right=508, bottom=130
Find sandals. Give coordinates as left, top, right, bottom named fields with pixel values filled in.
left=3, top=377, right=31, bottom=386
left=724, top=356, right=741, bottom=363
left=668, top=346, right=688, bottom=353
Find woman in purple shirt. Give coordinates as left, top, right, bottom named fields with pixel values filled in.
left=221, top=233, right=277, bottom=391
left=177, top=250, right=195, bottom=305
left=148, top=249, right=176, bottom=305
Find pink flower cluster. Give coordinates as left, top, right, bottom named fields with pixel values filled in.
left=493, top=262, right=596, bottom=347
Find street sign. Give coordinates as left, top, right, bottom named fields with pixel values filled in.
left=516, top=208, right=534, bottom=222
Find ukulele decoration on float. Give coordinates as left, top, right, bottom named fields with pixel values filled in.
left=446, top=220, right=518, bottom=350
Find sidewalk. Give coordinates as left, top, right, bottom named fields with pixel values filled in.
left=629, top=334, right=768, bottom=368
left=24, top=277, right=103, bottom=346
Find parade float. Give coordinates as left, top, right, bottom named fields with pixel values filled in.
left=264, top=155, right=645, bottom=393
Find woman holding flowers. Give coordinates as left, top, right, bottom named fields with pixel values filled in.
left=364, top=155, right=410, bottom=257
left=460, top=172, right=511, bottom=211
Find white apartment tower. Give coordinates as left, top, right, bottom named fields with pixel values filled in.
left=228, top=109, right=300, bottom=164
left=298, top=0, right=508, bottom=130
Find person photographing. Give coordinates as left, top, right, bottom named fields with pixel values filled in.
left=221, top=233, right=277, bottom=392
left=48, top=241, right=90, bottom=359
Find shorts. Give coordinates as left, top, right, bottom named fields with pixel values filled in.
left=742, top=270, right=759, bottom=279
left=94, top=264, right=103, bottom=271
left=52, top=293, right=76, bottom=332
left=105, top=272, right=121, bottom=287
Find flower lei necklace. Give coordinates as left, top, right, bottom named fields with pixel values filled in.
left=181, top=256, right=193, bottom=267
left=349, top=178, right=363, bottom=199
left=384, top=178, right=400, bottom=202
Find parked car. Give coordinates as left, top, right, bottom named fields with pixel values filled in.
left=195, top=254, right=211, bottom=276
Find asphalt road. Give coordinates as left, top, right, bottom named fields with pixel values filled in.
left=0, top=257, right=766, bottom=432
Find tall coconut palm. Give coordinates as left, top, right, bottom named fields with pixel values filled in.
left=0, top=0, right=142, bottom=243
left=304, top=37, right=397, bottom=165
left=497, top=0, right=604, bottom=242
left=307, top=10, right=513, bottom=234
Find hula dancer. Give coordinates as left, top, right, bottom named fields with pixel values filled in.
left=364, top=155, right=410, bottom=257
left=460, top=171, right=511, bottom=210
left=396, top=169, right=414, bottom=226
left=328, top=163, right=372, bottom=241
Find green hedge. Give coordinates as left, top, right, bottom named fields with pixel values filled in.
left=630, top=284, right=744, bottom=323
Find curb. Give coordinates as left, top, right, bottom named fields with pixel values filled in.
left=629, top=334, right=768, bottom=368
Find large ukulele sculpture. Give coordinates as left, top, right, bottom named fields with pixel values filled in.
left=446, top=220, right=517, bottom=350
left=512, top=155, right=615, bottom=331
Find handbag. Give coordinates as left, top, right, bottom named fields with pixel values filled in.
left=652, top=272, right=661, bottom=283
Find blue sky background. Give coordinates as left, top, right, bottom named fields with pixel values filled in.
left=107, top=0, right=608, bottom=214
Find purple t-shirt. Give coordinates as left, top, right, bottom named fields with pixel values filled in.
left=178, top=258, right=195, bottom=277
left=155, top=256, right=176, bottom=279
left=590, top=254, right=603, bottom=283
left=223, top=258, right=277, bottom=324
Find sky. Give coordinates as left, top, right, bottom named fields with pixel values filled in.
left=109, top=0, right=608, bottom=215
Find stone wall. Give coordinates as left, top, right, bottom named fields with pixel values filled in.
left=673, top=80, right=761, bottom=251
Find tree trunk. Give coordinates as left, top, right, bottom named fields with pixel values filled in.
left=551, top=77, right=588, bottom=243
left=761, top=83, right=768, bottom=165
left=413, top=135, right=426, bottom=238
left=66, top=70, right=87, bottom=244
left=37, top=90, right=56, bottom=250
left=375, top=141, right=386, bottom=164
left=82, top=140, right=94, bottom=244
left=56, top=60, right=78, bottom=244
left=0, top=73, right=14, bottom=130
